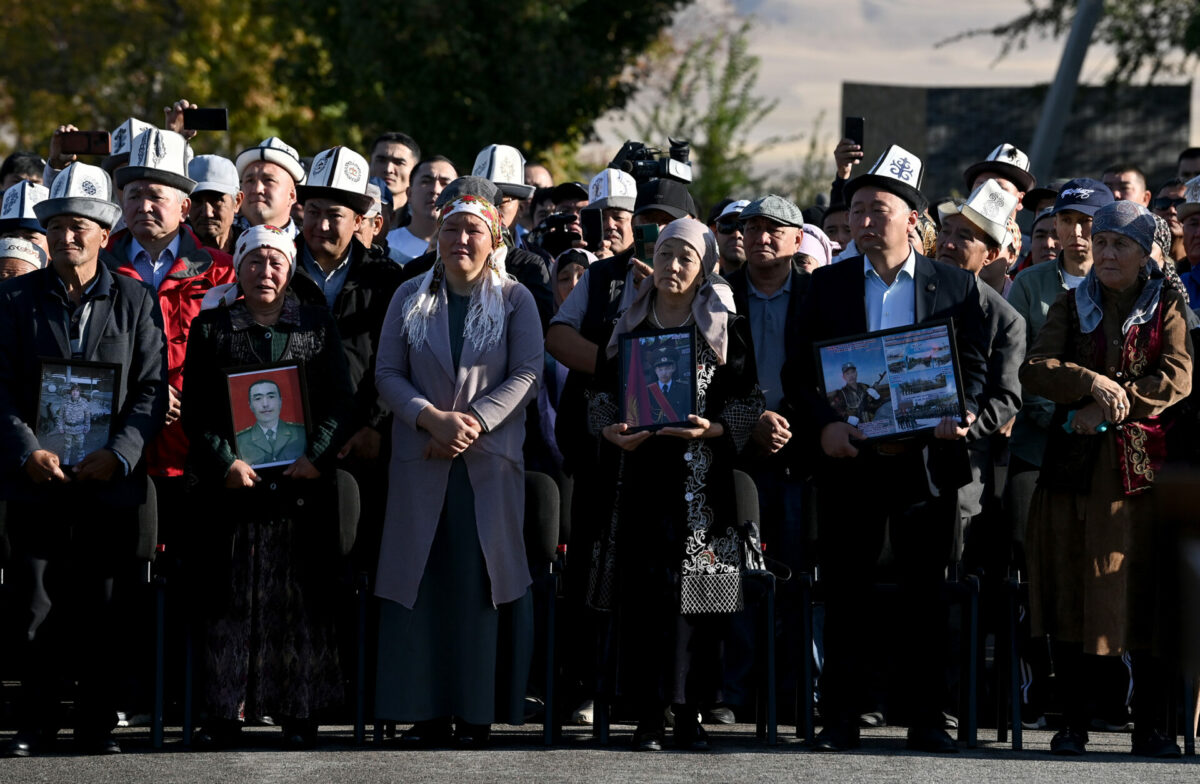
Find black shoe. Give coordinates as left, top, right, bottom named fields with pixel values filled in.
left=399, top=718, right=454, bottom=749
left=905, top=725, right=958, bottom=754
left=193, top=720, right=242, bottom=750
left=1131, top=729, right=1181, bottom=758
left=1049, top=728, right=1088, bottom=756
left=813, top=722, right=860, bottom=752
left=3, top=730, right=54, bottom=758
left=454, top=722, right=491, bottom=749
left=281, top=721, right=318, bottom=750
left=77, top=732, right=121, bottom=756
left=633, top=728, right=663, bottom=752
left=674, top=722, right=710, bottom=752
left=705, top=705, right=736, bottom=725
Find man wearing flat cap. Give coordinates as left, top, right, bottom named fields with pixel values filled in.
left=720, top=193, right=814, bottom=700
left=100, top=127, right=235, bottom=493
left=782, top=144, right=989, bottom=754
left=1, top=162, right=167, bottom=757
left=290, top=145, right=404, bottom=572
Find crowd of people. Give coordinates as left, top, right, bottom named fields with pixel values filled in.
left=0, top=97, right=1199, bottom=761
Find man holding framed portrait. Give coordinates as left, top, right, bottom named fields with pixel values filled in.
left=783, top=145, right=989, bottom=754
left=0, top=162, right=167, bottom=757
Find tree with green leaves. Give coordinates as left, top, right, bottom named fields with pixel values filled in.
left=623, top=16, right=790, bottom=213
left=0, top=0, right=689, bottom=166
left=941, top=0, right=1200, bottom=82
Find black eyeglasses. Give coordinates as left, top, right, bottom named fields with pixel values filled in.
left=1152, top=197, right=1186, bottom=210
left=716, top=220, right=742, bottom=234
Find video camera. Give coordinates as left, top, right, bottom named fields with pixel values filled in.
left=609, top=138, right=692, bottom=184
left=530, top=211, right=583, bottom=258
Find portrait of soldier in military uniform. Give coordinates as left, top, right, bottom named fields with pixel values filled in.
left=827, top=361, right=888, bottom=426
left=233, top=377, right=308, bottom=468
left=35, top=361, right=119, bottom=467
left=646, top=348, right=691, bottom=425
left=56, top=385, right=91, bottom=464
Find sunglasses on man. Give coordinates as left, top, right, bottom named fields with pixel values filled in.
left=1152, top=197, right=1186, bottom=211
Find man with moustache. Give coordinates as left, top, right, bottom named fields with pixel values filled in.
left=235, top=137, right=306, bottom=238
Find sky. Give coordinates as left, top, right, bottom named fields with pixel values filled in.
left=594, top=0, right=1199, bottom=172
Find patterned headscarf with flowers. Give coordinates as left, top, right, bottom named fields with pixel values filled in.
left=401, top=194, right=510, bottom=353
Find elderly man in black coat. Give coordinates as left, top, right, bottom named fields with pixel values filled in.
left=0, top=162, right=167, bottom=757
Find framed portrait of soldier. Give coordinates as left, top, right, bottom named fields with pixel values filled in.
left=618, top=327, right=696, bottom=432
left=225, top=361, right=311, bottom=470
left=35, top=359, right=120, bottom=467
left=813, top=319, right=967, bottom=442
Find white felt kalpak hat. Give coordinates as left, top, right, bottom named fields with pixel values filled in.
left=0, top=180, right=49, bottom=233
left=473, top=144, right=534, bottom=200
left=235, top=137, right=306, bottom=184
left=963, top=143, right=1036, bottom=193
left=34, top=162, right=122, bottom=229
left=115, top=128, right=196, bottom=193
left=949, top=179, right=1019, bottom=247
left=104, top=117, right=156, bottom=174
left=588, top=168, right=637, bottom=212
left=0, top=237, right=48, bottom=270
left=296, top=146, right=373, bottom=215
left=844, top=144, right=927, bottom=212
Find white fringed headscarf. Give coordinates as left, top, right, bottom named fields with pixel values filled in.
left=401, top=195, right=509, bottom=353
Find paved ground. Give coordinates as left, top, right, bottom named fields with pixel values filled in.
left=1, top=723, right=1197, bottom=783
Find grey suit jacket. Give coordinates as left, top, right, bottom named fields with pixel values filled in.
left=374, top=276, right=543, bottom=608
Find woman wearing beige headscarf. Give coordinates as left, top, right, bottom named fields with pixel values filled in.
left=590, top=217, right=764, bottom=752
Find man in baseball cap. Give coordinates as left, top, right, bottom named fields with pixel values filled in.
left=632, top=178, right=696, bottom=229
left=711, top=199, right=750, bottom=274
left=187, top=155, right=242, bottom=253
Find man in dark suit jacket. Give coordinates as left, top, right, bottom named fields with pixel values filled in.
left=0, top=162, right=167, bottom=757
left=782, top=145, right=988, bottom=754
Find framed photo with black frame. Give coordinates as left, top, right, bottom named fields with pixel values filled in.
left=813, top=318, right=967, bottom=442
left=225, top=360, right=312, bottom=470
left=35, top=358, right=121, bottom=467
left=618, top=326, right=697, bottom=432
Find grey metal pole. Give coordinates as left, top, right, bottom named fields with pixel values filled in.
left=1027, top=0, right=1105, bottom=184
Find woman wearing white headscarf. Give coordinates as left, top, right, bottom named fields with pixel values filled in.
left=183, top=225, right=354, bottom=749
left=373, top=195, right=543, bottom=748
left=591, top=217, right=764, bottom=751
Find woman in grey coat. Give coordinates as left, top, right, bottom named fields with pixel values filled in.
left=374, top=194, right=542, bottom=748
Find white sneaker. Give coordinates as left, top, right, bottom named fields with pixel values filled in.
left=571, top=699, right=595, bottom=725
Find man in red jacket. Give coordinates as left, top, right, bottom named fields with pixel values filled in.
left=101, top=127, right=235, bottom=487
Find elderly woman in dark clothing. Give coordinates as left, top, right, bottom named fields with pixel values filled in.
left=183, top=225, right=354, bottom=749
left=373, top=194, right=542, bottom=748
left=1021, top=201, right=1193, bottom=758
left=591, top=218, right=764, bottom=751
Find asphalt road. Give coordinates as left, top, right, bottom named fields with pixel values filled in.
left=1, top=723, right=1197, bottom=784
